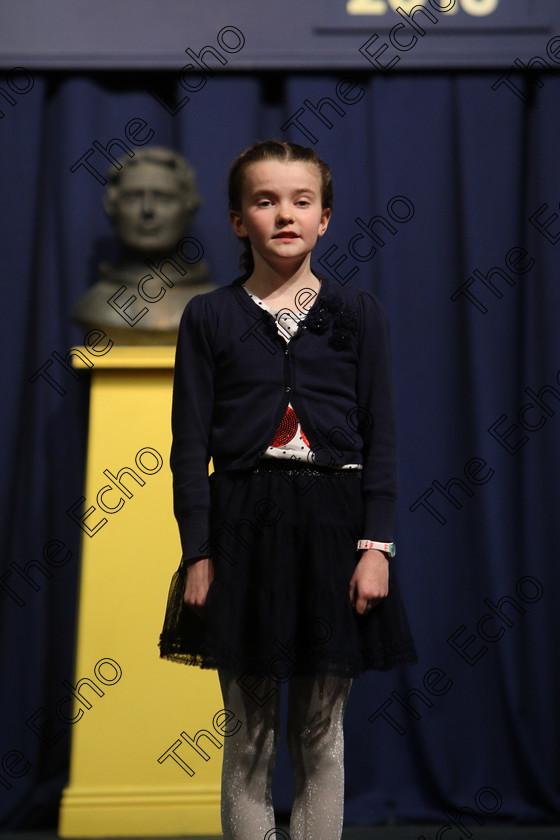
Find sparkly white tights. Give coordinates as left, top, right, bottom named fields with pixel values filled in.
left=218, top=669, right=353, bottom=840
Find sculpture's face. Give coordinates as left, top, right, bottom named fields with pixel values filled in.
left=111, top=162, right=191, bottom=254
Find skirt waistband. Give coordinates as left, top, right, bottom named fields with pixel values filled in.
left=234, top=458, right=362, bottom=477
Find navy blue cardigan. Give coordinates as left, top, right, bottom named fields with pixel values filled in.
left=170, top=274, right=398, bottom=562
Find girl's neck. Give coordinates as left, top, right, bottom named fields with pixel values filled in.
left=245, top=258, right=320, bottom=299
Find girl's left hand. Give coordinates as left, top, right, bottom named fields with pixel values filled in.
left=349, top=549, right=389, bottom=615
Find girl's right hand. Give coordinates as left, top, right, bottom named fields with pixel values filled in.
left=183, top=556, right=214, bottom=618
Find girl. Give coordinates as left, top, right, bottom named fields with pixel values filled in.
left=159, top=140, right=417, bottom=840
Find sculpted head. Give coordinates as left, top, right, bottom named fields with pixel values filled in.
left=103, top=147, right=201, bottom=254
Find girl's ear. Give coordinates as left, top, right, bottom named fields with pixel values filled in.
left=317, top=207, right=332, bottom=237
left=229, top=210, right=247, bottom=238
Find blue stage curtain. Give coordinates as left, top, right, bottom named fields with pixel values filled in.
left=1, top=69, right=559, bottom=828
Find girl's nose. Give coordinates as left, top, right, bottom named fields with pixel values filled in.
left=276, top=203, right=294, bottom=223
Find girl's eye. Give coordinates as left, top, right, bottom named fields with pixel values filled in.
left=297, top=200, right=310, bottom=207
left=257, top=200, right=272, bottom=207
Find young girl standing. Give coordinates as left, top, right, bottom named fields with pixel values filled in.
left=160, top=140, right=417, bottom=840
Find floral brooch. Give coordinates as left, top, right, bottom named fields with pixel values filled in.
left=257, top=290, right=359, bottom=351
left=305, top=292, right=358, bottom=351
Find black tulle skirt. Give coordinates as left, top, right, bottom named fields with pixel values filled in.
left=159, top=460, right=418, bottom=678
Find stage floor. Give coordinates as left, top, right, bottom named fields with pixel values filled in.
left=2, top=828, right=560, bottom=839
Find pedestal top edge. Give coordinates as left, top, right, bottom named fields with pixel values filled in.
left=70, top=346, right=175, bottom=369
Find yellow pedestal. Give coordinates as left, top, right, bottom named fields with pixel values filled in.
left=58, top=347, right=222, bottom=838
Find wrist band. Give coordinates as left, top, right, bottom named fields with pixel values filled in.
left=357, top=540, right=396, bottom=558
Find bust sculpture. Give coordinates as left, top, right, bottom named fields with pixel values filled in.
left=72, top=147, right=215, bottom=344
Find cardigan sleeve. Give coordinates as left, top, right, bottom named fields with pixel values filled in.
left=356, top=291, right=398, bottom=543
left=170, top=294, right=215, bottom=562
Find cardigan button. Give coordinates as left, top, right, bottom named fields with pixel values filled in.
left=285, top=386, right=291, bottom=393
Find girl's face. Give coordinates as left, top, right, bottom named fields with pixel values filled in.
left=230, top=159, right=331, bottom=272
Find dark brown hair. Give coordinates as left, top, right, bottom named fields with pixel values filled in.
left=228, top=140, right=333, bottom=275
